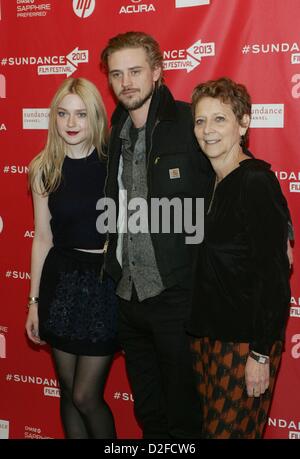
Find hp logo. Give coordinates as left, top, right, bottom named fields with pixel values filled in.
left=73, top=0, right=95, bottom=18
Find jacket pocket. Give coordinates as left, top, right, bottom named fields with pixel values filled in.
left=151, top=151, right=199, bottom=198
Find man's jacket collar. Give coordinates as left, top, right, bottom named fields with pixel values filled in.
left=110, top=84, right=178, bottom=128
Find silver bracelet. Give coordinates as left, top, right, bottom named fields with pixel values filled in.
left=27, top=296, right=39, bottom=308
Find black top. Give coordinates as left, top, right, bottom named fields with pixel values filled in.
left=187, top=158, right=291, bottom=355
left=48, top=149, right=107, bottom=249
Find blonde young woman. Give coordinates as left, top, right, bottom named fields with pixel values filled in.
left=25, top=78, right=119, bottom=439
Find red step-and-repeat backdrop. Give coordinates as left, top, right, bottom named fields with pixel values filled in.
left=0, top=0, right=299, bottom=440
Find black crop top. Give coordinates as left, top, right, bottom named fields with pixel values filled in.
left=48, top=149, right=107, bottom=249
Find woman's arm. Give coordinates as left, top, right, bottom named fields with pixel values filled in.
left=243, top=168, right=290, bottom=396
left=25, top=187, right=53, bottom=345
left=244, top=168, right=290, bottom=354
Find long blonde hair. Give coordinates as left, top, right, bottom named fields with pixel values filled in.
left=29, top=77, right=108, bottom=194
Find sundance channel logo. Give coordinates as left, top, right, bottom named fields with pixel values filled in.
left=0, top=420, right=9, bottom=439
left=250, top=104, right=284, bottom=128
left=23, top=109, right=49, bottom=130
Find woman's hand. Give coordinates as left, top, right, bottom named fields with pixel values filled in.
left=245, top=353, right=270, bottom=397
left=25, top=304, right=46, bottom=345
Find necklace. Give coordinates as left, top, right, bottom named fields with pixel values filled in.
left=207, top=176, right=219, bottom=214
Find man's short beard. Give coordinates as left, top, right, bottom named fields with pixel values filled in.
left=120, top=86, right=154, bottom=111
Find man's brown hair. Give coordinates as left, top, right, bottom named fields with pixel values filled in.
left=101, top=31, right=164, bottom=85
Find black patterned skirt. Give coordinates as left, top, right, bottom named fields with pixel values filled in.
left=38, top=247, right=120, bottom=356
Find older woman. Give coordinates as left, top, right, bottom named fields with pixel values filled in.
left=188, top=77, right=291, bottom=439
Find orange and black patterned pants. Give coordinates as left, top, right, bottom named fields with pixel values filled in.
left=190, top=338, right=282, bottom=439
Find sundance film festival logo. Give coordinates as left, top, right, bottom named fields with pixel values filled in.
left=291, top=53, right=300, bottom=64
left=6, top=374, right=60, bottom=399
left=119, top=0, right=156, bottom=14
left=290, top=307, right=300, bottom=318
left=176, top=0, right=210, bottom=7
left=163, top=39, right=215, bottom=73
left=291, top=296, right=300, bottom=307
left=73, top=0, right=95, bottom=18
left=5, top=374, right=58, bottom=386
left=0, top=47, right=89, bottom=77
left=5, top=373, right=60, bottom=398
left=289, top=182, right=300, bottom=192
left=2, top=165, right=29, bottom=174
left=38, top=47, right=88, bottom=76
left=268, top=417, right=300, bottom=438
left=4, top=270, right=30, bottom=280
left=289, top=431, right=300, bottom=439
left=113, top=391, right=134, bottom=402
left=44, top=387, right=60, bottom=397
left=274, top=170, right=300, bottom=193
left=242, top=41, right=299, bottom=56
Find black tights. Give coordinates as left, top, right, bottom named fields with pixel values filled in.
left=52, top=348, right=116, bottom=439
